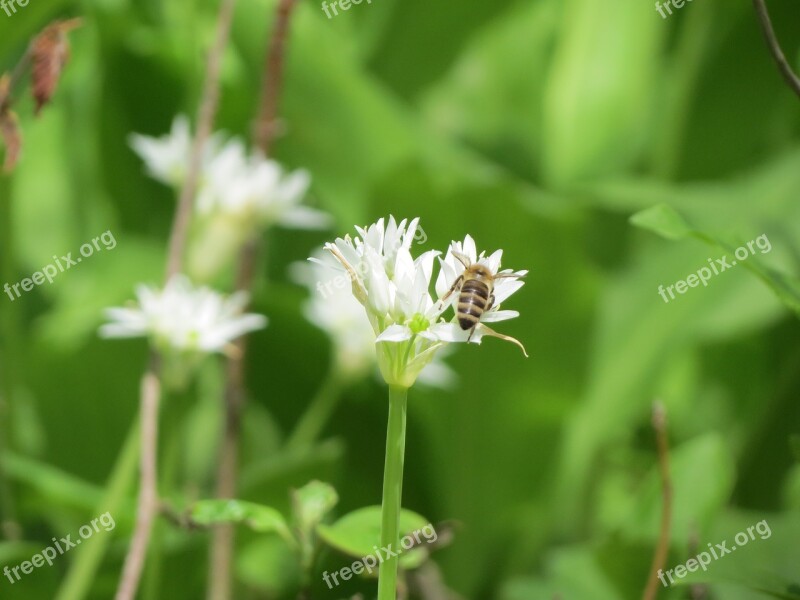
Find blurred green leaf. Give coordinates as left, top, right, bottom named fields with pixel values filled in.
left=237, top=536, right=303, bottom=595
left=291, top=479, right=338, bottom=533
left=190, top=499, right=292, bottom=543
left=2, top=452, right=109, bottom=511
left=317, top=506, right=432, bottom=570
left=542, top=0, right=663, bottom=184
left=632, top=203, right=800, bottom=316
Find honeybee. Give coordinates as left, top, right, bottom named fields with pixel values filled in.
left=441, top=251, right=525, bottom=341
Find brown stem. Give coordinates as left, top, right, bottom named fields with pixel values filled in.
left=114, top=355, right=161, bottom=600
left=165, top=0, right=239, bottom=280
left=253, top=0, right=298, bottom=155
left=115, top=0, right=238, bottom=596
left=753, top=0, right=800, bottom=99
left=642, top=402, right=673, bottom=600
left=208, top=2, right=298, bottom=598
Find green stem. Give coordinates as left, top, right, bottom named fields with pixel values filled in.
left=285, top=369, right=342, bottom=452
left=55, top=418, right=140, bottom=600
left=0, top=174, right=20, bottom=540
left=377, top=385, right=408, bottom=600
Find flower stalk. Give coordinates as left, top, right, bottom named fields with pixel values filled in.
left=312, top=217, right=529, bottom=598
left=113, top=0, right=238, bottom=596
left=378, top=384, right=408, bottom=600
left=115, top=356, right=161, bottom=600
left=209, top=1, right=301, bottom=598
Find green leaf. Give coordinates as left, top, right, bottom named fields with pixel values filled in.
left=190, top=499, right=292, bottom=543
left=236, top=537, right=303, bottom=596
left=618, top=433, right=736, bottom=547
left=291, top=480, right=338, bottom=533
left=2, top=452, right=110, bottom=512
left=631, top=203, right=800, bottom=316
left=629, top=203, right=695, bottom=241
left=0, top=541, right=43, bottom=565
left=500, top=545, right=626, bottom=600
left=542, top=0, right=664, bottom=184
left=317, top=506, right=435, bottom=571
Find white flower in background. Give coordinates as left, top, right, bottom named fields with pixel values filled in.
left=317, top=216, right=525, bottom=388
left=129, top=115, right=329, bottom=231
left=292, top=251, right=455, bottom=387
left=100, top=275, right=267, bottom=355
left=197, top=140, right=329, bottom=229
left=129, top=116, right=221, bottom=187
left=130, top=115, right=332, bottom=282
left=291, top=251, right=376, bottom=380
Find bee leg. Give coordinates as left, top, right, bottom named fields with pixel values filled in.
left=486, top=293, right=496, bottom=312
left=438, top=274, right=464, bottom=305
left=467, top=326, right=477, bottom=343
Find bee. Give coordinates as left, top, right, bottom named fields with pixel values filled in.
left=441, top=251, right=524, bottom=341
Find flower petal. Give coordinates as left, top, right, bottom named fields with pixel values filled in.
left=481, top=309, right=519, bottom=322
left=376, top=324, right=412, bottom=343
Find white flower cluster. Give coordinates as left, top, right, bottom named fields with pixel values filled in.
left=100, top=275, right=267, bottom=387
left=101, top=115, right=335, bottom=384
left=315, top=216, right=527, bottom=388
left=130, top=116, right=328, bottom=229
left=129, top=115, right=330, bottom=282
left=292, top=251, right=455, bottom=388
left=100, top=275, right=266, bottom=355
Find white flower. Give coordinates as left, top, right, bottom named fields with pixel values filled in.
left=197, top=140, right=329, bottom=229
left=100, top=275, right=267, bottom=355
left=129, top=115, right=221, bottom=187
left=130, top=115, right=329, bottom=231
left=292, top=251, right=455, bottom=387
left=291, top=251, right=377, bottom=380
left=317, top=217, right=525, bottom=388
left=430, top=234, right=528, bottom=350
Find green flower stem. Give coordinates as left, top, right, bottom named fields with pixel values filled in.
left=285, top=368, right=342, bottom=451
left=377, top=384, right=408, bottom=600
left=55, top=418, right=140, bottom=600
left=0, top=175, right=20, bottom=539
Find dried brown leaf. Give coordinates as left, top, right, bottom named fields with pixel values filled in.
left=30, top=18, right=82, bottom=115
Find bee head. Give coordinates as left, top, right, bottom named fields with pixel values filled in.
left=471, top=264, right=493, bottom=279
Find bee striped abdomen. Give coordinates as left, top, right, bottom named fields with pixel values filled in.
left=457, top=279, right=490, bottom=330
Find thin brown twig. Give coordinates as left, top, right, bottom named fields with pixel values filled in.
left=642, top=402, right=673, bottom=600
left=165, top=0, right=239, bottom=280
left=753, top=0, right=800, bottom=99
left=114, top=0, right=238, bottom=597
left=208, top=2, right=298, bottom=599
left=253, top=0, right=298, bottom=156
left=115, top=355, right=161, bottom=600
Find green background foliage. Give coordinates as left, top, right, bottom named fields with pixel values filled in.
left=1, top=0, right=799, bottom=598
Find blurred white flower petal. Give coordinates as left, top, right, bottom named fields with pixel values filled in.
left=100, top=275, right=266, bottom=355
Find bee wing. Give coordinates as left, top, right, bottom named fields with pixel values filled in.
left=494, top=271, right=526, bottom=280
